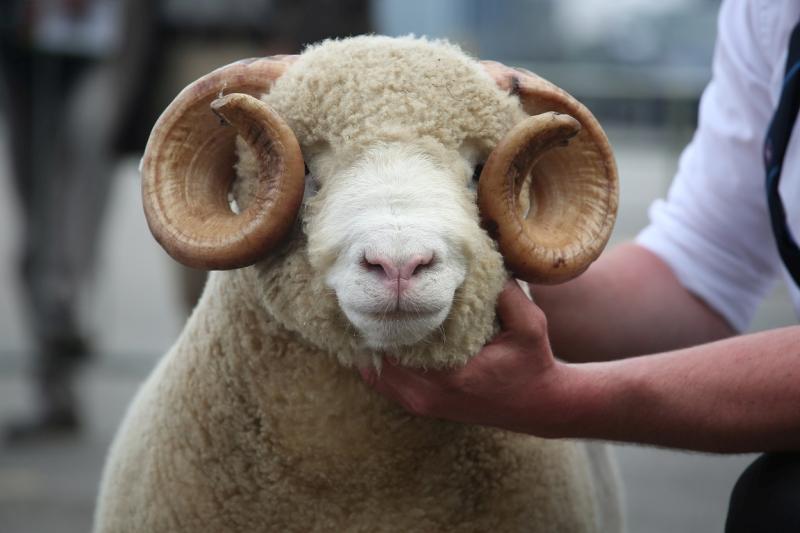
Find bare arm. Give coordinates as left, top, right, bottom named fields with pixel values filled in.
left=361, top=280, right=800, bottom=453
left=563, top=326, right=800, bottom=452
left=534, top=243, right=735, bottom=362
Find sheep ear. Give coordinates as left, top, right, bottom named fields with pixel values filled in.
left=478, top=61, right=619, bottom=284
left=141, top=56, right=306, bottom=270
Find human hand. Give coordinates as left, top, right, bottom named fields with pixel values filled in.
left=360, top=280, right=579, bottom=437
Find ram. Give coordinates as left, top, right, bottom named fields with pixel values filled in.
left=94, top=35, right=621, bottom=532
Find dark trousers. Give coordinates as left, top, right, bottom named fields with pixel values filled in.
left=726, top=453, right=800, bottom=533
left=0, top=40, right=120, bottom=412
left=0, top=42, right=92, bottom=348
left=0, top=39, right=124, bottom=340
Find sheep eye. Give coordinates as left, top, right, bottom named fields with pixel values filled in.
left=304, top=165, right=321, bottom=198
left=468, top=163, right=484, bottom=191
left=305, top=165, right=319, bottom=186
left=472, top=163, right=484, bottom=182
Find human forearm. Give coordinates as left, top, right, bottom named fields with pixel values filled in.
left=555, top=326, right=800, bottom=452
left=533, top=243, right=734, bottom=363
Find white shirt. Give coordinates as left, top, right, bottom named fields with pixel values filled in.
left=637, top=0, right=800, bottom=332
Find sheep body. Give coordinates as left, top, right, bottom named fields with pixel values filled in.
left=94, top=35, right=622, bottom=532
left=96, top=268, right=615, bottom=532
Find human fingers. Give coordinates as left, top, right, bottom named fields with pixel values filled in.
left=495, top=279, right=548, bottom=337
left=359, top=361, right=438, bottom=414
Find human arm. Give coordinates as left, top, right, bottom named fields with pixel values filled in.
left=533, top=242, right=735, bottom=363
left=539, top=0, right=789, bottom=365
left=361, top=280, right=800, bottom=453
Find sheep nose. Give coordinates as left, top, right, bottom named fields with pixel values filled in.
left=363, top=252, right=434, bottom=281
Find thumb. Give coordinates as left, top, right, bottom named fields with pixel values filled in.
left=495, top=279, right=545, bottom=335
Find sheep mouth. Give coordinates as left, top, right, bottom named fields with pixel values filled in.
left=343, top=305, right=452, bottom=348
left=362, top=309, right=440, bottom=321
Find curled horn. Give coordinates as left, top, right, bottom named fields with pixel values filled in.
left=141, top=56, right=305, bottom=270
left=478, top=61, right=619, bottom=284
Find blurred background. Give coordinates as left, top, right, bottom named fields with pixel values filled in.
left=0, top=1, right=795, bottom=532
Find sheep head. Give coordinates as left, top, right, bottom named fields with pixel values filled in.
left=141, top=36, right=617, bottom=366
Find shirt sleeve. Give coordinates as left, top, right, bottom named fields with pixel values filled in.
left=636, top=0, right=784, bottom=332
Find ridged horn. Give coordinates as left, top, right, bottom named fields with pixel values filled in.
left=141, top=56, right=305, bottom=270
left=478, top=61, right=619, bottom=284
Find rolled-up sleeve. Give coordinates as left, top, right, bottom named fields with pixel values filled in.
left=636, top=0, right=783, bottom=332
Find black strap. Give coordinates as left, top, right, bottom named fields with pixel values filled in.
left=764, top=19, right=800, bottom=287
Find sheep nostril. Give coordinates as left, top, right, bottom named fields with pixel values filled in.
left=362, top=253, right=435, bottom=281
left=362, top=255, right=397, bottom=279
left=400, top=253, right=434, bottom=280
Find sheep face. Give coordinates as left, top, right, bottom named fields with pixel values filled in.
left=142, top=35, right=618, bottom=367
left=235, top=133, right=506, bottom=367
left=232, top=36, right=527, bottom=363
left=305, top=142, right=488, bottom=349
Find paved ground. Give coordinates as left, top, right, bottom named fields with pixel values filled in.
left=0, top=126, right=795, bottom=532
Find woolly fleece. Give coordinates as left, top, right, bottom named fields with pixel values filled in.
left=94, top=36, right=621, bottom=532
left=265, top=35, right=525, bottom=154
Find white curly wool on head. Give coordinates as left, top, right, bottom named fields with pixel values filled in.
left=230, top=36, right=528, bottom=367
left=263, top=35, right=525, bottom=156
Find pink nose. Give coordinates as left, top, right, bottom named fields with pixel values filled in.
left=363, top=252, right=434, bottom=282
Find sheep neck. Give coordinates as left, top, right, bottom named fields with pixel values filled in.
left=174, top=269, right=513, bottom=478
